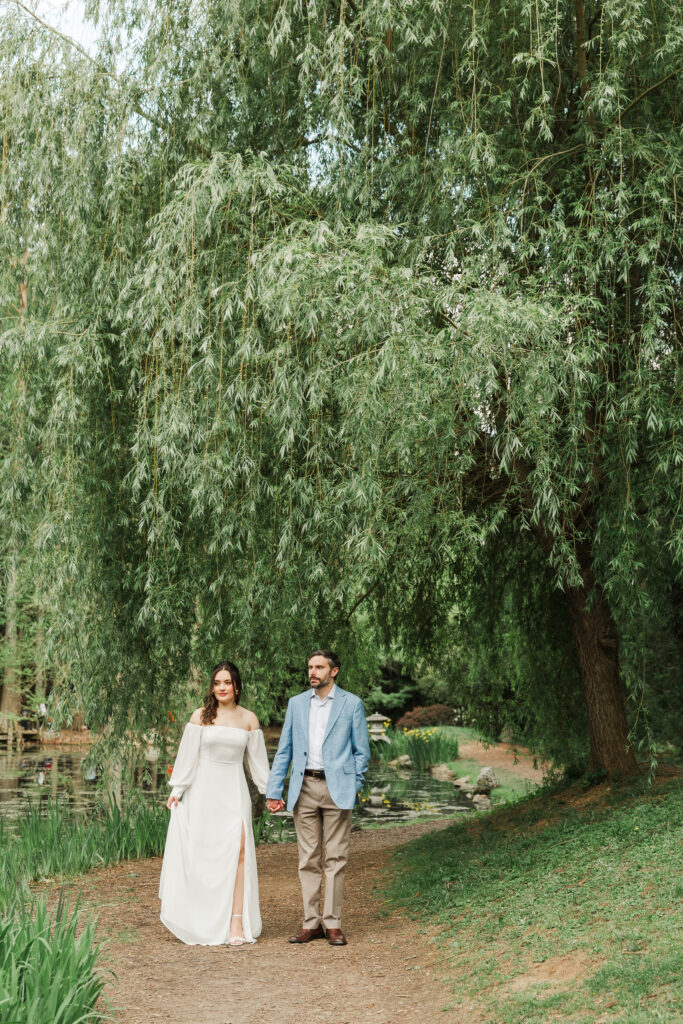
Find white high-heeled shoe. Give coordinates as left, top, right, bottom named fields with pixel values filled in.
left=228, top=913, right=246, bottom=947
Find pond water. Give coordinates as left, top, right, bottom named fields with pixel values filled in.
left=0, top=743, right=474, bottom=836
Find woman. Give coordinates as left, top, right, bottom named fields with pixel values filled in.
left=159, top=661, right=270, bottom=946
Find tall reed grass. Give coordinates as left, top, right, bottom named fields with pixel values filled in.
left=1, top=796, right=290, bottom=908
left=0, top=893, right=109, bottom=1024
left=0, top=797, right=169, bottom=906
left=373, top=727, right=460, bottom=770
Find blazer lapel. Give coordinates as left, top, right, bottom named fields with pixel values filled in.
left=298, top=692, right=311, bottom=736
left=323, top=688, right=346, bottom=743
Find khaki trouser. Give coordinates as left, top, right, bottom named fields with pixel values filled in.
left=292, top=775, right=353, bottom=930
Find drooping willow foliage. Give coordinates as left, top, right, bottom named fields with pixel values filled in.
left=1, top=1, right=681, bottom=768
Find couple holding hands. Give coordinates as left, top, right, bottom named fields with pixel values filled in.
left=159, top=650, right=371, bottom=948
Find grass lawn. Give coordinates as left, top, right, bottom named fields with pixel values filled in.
left=445, top=757, right=538, bottom=805
left=383, top=774, right=682, bottom=1023
left=438, top=726, right=542, bottom=804
left=438, top=725, right=484, bottom=743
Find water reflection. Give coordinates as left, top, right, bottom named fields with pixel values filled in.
left=0, top=747, right=100, bottom=817
left=358, top=766, right=473, bottom=823
left=0, top=745, right=472, bottom=831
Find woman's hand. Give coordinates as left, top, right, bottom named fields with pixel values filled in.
left=166, top=795, right=179, bottom=810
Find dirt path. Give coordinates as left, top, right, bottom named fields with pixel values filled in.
left=69, top=743, right=543, bottom=1024
left=75, top=822, right=459, bottom=1024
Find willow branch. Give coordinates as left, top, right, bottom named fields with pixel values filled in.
left=344, top=577, right=382, bottom=624
left=6, top=0, right=162, bottom=130
left=344, top=537, right=403, bottom=623
left=7, top=0, right=103, bottom=68
left=616, top=70, right=681, bottom=122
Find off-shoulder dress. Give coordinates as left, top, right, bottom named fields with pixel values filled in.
left=159, top=723, right=270, bottom=945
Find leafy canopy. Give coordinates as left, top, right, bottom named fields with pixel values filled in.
left=0, top=1, right=681, bottom=750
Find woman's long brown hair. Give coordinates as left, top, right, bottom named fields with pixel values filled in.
left=200, top=661, right=242, bottom=724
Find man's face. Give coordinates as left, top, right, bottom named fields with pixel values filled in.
left=308, top=656, right=338, bottom=690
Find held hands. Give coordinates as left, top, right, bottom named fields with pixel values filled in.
left=169, top=794, right=283, bottom=811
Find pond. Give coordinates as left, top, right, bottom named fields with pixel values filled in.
left=0, top=743, right=474, bottom=837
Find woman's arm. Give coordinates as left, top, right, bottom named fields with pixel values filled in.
left=245, top=728, right=270, bottom=794
left=166, top=722, right=201, bottom=808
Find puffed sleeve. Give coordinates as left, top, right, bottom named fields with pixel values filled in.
left=168, top=723, right=201, bottom=799
left=245, top=729, right=270, bottom=795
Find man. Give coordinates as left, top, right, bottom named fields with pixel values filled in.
left=266, top=649, right=370, bottom=946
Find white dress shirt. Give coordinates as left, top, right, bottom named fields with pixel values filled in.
left=306, top=685, right=336, bottom=770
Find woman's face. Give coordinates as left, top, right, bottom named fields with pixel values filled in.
left=213, top=669, right=236, bottom=704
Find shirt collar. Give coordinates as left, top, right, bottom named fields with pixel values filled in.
left=310, top=683, right=336, bottom=704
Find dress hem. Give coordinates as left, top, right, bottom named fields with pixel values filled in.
left=159, top=911, right=259, bottom=946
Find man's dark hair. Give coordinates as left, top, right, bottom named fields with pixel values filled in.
left=308, top=649, right=341, bottom=672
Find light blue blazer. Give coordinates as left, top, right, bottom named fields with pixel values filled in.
left=266, top=686, right=370, bottom=811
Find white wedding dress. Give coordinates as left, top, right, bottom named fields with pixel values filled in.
left=159, top=724, right=270, bottom=945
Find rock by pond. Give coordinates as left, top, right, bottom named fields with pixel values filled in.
left=388, top=754, right=412, bottom=769
left=474, top=767, right=500, bottom=794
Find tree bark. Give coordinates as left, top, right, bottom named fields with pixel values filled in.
left=574, top=0, right=597, bottom=130
left=1, top=563, right=22, bottom=747
left=566, top=565, right=638, bottom=776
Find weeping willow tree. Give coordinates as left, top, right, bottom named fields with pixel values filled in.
left=1, top=0, right=681, bottom=772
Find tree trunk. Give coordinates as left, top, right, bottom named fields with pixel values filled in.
left=1, top=562, right=22, bottom=747
left=566, top=568, right=638, bottom=776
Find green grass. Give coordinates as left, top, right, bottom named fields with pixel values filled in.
left=0, top=798, right=169, bottom=906
left=252, top=810, right=292, bottom=844
left=445, top=757, right=538, bottom=805
left=0, top=798, right=289, bottom=908
left=0, top=894, right=110, bottom=1024
left=437, top=725, right=484, bottom=745
left=0, top=796, right=289, bottom=1022
left=0, top=798, right=169, bottom=1024
left=383, top=776, right=682, bottom=1023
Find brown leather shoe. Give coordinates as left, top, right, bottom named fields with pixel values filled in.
left=287, top=925, right=326, bottom=943
left=326, top=928, right=347, bottom=946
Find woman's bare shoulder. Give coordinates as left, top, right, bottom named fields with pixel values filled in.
left=189, top=708, right=203, bottom=725
left=242, top=708, right=260, bottom=730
